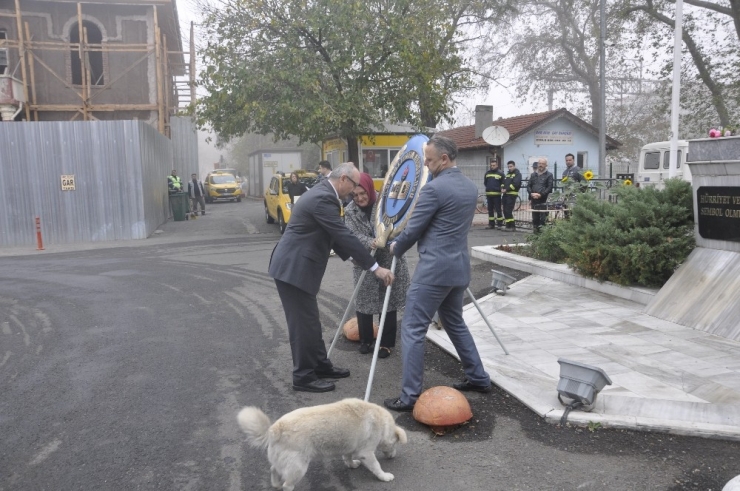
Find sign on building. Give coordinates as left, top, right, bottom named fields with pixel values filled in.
left=534, top=130, right=573, bottom=145
left=61, top=175, right=75, bottom=191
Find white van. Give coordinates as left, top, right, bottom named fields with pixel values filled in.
left=636, top=140, right=690, bottom=189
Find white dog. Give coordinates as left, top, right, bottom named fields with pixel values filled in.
left=237, top=398, right=407, bottom=491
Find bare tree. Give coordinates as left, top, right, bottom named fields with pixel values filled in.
left=621, top=0, right=740, bottom=129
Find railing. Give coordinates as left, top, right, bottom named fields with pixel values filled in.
left=510, top=178, right=622, bottom=229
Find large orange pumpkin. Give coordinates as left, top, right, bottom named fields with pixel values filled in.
left=342, top=317, right=379, bottom=341
left=413, top=386, right=472, bottom=434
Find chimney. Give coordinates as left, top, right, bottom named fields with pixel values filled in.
left=475, top=105, right=493, bottom=139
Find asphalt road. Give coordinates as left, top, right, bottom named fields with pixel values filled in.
left=1, top=199, right=738, bottom=491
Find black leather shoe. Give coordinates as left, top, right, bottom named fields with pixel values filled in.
left=292, top=379, right=335, bottom=392
left=316, top=367, right=350, bottom=379
left=384, top=397, right=415, bottom=412
left=453, top=378, right=492, bottom=393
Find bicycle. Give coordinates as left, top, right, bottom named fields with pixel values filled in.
left=476, top=194, right=521, bottom=213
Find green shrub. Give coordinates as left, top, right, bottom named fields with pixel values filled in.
left=527, top=179, right=695, bottom=287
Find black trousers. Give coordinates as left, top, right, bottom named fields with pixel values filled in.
left=502, top=194, right=517, bottom=227
left=357, top=310, right=397, bottom=348
left=274, top=279, right=334, bottom=384
left=486, top=194, right=503, bottom=227
left=531, top=198, right=547, bottom=229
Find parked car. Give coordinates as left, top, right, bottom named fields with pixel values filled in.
left=204, top=171, right=242, bottom=203
left=264, top=171, right=318, bottom=233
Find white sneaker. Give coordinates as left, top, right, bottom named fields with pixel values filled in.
left=329, top=249, right=336, bottom=256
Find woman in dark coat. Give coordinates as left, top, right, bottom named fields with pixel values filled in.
left=344, top=173, right=410, bottom=358
left=286, top=171, right=308, bottom=204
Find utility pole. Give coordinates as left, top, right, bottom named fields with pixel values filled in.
left=668, top=0, right=684, bottom=179
left=599, top=0, right=607, bottom=178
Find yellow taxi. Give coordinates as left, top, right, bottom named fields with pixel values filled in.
left=204, top=171, right=242, bottom=203
left=264, top=171, right=318, bottom=233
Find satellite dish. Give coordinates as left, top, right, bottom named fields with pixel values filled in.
left=482, top=125, right=510, bottom=146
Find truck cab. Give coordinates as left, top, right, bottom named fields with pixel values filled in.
left=637, top=140, right=690, bottom=189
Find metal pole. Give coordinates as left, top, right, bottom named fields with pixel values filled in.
left=465, top=288, right=509, bottom=355
left=598, top=0, right=607, bottom=178
left=327, top=249, right=377, bottom=358
left=364, top=256, right=397, bottom=402
left=668, top=0, right=684, bottom=179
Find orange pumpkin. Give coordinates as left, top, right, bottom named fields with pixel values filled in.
left=342, top=317, right=379, bottom=341
left=413, top=386, right=472, bottom=434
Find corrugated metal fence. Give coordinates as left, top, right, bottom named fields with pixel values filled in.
left=0, top=120, right=193, bottom=247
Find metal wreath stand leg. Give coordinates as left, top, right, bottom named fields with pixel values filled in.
left=464, top=288, right=509, bottom=355
left=325, top=250, right=395, bottom=401
left=364, top=255, right=397, bottom=401
left=327, top=249, right=377, bottom=359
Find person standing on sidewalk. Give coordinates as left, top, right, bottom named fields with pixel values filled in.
left=502, top=161, right=522, bottom=232
left=527, top=158, right=553, bottom=233
left=484, top=159, right=505, bottom=230
left=188, top=174, right=206, bottom=216
left=562, top=153, right=583, bottom=182
left=168, top=170, right=183, bottom=194
left=383, top=135, right=491, bottom=412
left=316, top=160, right=332, bottom=183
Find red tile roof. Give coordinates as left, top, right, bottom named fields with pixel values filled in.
left=437, top=108, right=621, bottom=150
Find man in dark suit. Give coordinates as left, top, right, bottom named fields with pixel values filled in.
left=384, top=135, right=491, bottom=412
left=269, top=162, right=394, bottom=393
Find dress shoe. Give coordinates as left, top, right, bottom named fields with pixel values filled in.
left=453, top=378, right=492, bottom=393
left=315, top=366, right=350, bottom=379
left=358, top=342, right=372, bottom=354
left=292, top=379, right=335, bottom=393
left=384, top=397, right=415, bottom=412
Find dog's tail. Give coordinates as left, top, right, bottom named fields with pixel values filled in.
left=237, top=406, right=272, bottom=450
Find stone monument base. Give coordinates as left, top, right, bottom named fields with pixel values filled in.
left=645, top=246, right=740, bottom=341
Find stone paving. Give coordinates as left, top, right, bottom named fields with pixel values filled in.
left=427, top=261, right=740, bottom=441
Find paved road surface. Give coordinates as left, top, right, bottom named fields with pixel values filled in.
left=1, top=199, right=737, bottom=490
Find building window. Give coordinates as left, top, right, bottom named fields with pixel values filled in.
left=0, top=30, right=8, bottom=75
left=362, top=148, right=400, bottom=178
left=577, top=151, right=587, bottom=169
left=70, top=21, right=104, bottom=85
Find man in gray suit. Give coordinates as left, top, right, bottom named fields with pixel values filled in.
left=384, top=135, right=491, bottom=411
left=269, top=162, right=394, bottom=393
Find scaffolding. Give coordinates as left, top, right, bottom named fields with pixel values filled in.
left=0, top=0, right=195, bottom=137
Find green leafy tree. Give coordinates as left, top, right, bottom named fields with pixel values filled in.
left=196, top=0, right=478, bottom=163
left=529, top=179, right=695, bottom=287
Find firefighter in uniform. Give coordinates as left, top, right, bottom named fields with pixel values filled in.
left=502, top=161, right=522, bottom=232
left=483, top=159, right=505, bottom=229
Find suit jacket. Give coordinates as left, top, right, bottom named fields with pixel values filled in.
left=392, top=167, right=476, bottom=287
left=268, top=179, right=376, bottom=295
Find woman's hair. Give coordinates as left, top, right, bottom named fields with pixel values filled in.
left=290, top=171, right=298, bottom=180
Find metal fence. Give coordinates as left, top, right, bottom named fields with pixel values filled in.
left=0, top=120, right=178, bottom=247
left=484, top=178, right=622, bottom=230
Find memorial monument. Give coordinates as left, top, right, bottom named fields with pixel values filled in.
left=646, top=136, right=740, bottom=341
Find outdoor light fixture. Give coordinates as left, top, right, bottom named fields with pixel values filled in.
left=491, top=269, right=516, bottom=296
left=557, top=358, right=612, bottom=424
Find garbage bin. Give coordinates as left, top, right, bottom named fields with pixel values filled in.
left=169, top=192, right=189, bottom=221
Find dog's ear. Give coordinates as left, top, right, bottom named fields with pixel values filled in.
left=395, top=426, right=408, bottom=444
